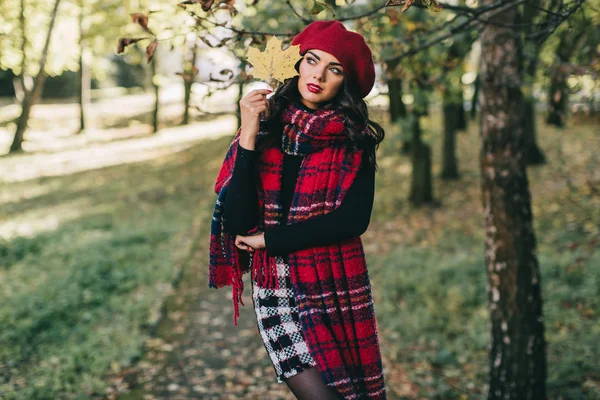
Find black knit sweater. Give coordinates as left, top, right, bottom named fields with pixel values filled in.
left=222, top=106, right=375, bottom=257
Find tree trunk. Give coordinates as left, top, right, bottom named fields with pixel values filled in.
left=457, top=85, right=468, bottom=131
left=151, top=55, right=159, bottom=133
left=236, top=80, right=245, bottom=130
left=387, top=60, right=409, bottom=153
left=546, top=67, right=568, bottom=127
left=441, top=89, right=459, bottom=179
left=182, top=79, right=193, bottom=126
left=77, top=53, right=90, bottom=133
left=523, top=96, right=546, bottom=164
left=546, top=31, right=571, bottom=128
left=470, top=74, right=479, bottom=120
left=479, top=1, right=547, bottom=398
left=409, top=114, right=434, bottom=205
left=545, top=28, right=586, bottom=127
left=10, top=0, right=62, bottom=153
left=16, top=0, right=28, bottom=102
left=77, top=1, right=90, bottom=134
left=388, top=77, right=407, bottom=123
left=182, top=39, right=198, bottom=125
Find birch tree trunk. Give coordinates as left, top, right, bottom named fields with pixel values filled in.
left=479, top=1, right=548, bottom=398
left=10, top=0, right=62, bottom=153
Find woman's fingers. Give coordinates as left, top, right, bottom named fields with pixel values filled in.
left=242, top=89, right=271, bottom=104
left=235, top=236, right=255, bottom=252
left=240, top=89, right=271, bottom=121
left=249, top=88, right=272, bottom=98
left=241, top=99, right=269, bottom=116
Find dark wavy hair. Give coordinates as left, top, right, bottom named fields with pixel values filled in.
left=257, top=60, right=385, bottom=170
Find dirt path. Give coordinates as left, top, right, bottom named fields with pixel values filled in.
left=109, top=236, right=295, bottom=400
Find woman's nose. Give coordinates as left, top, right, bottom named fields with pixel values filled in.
left=313, top=67, right=326, bottom=81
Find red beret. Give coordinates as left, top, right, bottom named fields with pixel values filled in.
left=291, top=20, right=375, bottom=98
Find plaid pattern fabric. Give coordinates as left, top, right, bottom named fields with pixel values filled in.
left=252, top=256, right=317, bottom=383
left=209, top=103, right=386, bottom=399
left=209, top=129, right=251, bottom=322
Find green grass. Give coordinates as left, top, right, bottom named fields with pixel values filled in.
left=370, top=227, right=599, bottom=399
left=0, top=134, right=233, bottom=399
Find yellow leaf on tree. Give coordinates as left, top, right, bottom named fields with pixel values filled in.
left=246, top=36, right=301, bottom=86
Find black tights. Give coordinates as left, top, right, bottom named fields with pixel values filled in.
left=284, top=367, right=343, bottom=400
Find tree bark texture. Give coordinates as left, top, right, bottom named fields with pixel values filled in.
left=10, top=0, right=61, bottom=153
left=479, top=2, right=548, bottom=399
left=409, top=114, right=434, bottom=205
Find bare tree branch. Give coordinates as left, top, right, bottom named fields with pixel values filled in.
left=286, top=0, right=312, bottom=24
left=177, top=0, right=587, bottom=62
left=383, top=0, right=586, bottom=62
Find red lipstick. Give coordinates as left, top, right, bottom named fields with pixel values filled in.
left=307, top=84, right=322, bottom=93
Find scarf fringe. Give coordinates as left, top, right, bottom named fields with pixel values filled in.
left=229, top=245, right=278, bottom=326
left=251, top=250, right=279, bottom=289
left=231, top=266, right=244, bottom=326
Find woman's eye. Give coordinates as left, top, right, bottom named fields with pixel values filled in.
left=331, top=68, right=341, bottom=75
left=307, top=57, right=316, bottom=64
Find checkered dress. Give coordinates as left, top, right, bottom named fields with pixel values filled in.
left=251, top=256, right=317, bottom=383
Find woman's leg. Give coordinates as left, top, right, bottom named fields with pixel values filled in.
left=284, top=367, right=342, bottom=400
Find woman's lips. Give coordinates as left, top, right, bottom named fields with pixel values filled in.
left=307, top=84, right=323, bottom=93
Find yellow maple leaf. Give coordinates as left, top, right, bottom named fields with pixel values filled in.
left=246, top=36, right=301, bottom=87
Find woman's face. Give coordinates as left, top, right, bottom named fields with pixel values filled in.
left=297, top=49, right=345, bottom=110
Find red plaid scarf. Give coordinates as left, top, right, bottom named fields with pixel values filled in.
left=209, top=103, right=386, bottom=399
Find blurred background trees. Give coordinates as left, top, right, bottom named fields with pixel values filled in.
left=0, top=0, right=598, bottom=399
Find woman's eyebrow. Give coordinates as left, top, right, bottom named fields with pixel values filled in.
left=306, top=51, right=344, bottom=68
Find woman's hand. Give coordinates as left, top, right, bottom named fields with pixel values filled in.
left=239, top=89, right=272, bottom=150
left=235, top=232, right=266, bottom=252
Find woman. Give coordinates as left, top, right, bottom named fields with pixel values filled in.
left=209, top=20, right=386, bottom=399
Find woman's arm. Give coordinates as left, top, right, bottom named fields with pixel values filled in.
left=263, top=161, right=376, bottom=256
left=221, top=143, right=260, bottom=236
